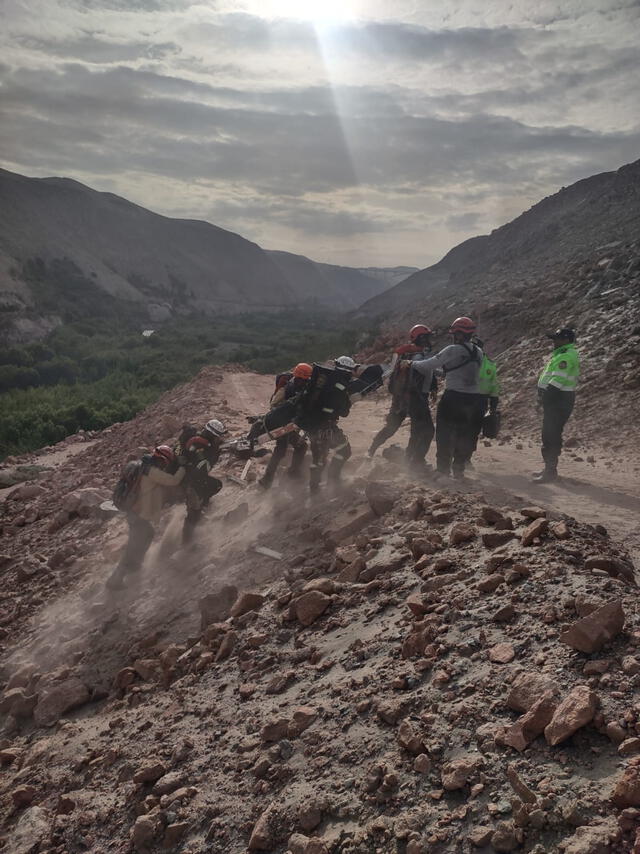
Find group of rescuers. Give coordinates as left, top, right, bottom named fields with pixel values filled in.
left=107, top=318, right=580, bottom=590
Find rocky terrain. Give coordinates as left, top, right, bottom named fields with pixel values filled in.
left=357, top=159, right=640, bottom=452
left=1, top=368, right=639, bottom=854
left=0, top=169, right=399, bottom=343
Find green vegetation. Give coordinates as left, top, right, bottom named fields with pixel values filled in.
left=0, top=310, right=360, bottom=459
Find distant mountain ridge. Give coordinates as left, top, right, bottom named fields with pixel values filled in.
left=0, top=168, right=407, bottom=342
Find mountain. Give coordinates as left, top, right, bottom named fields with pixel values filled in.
left=357, top=159, right=640, bottom=450
left=0, top=168, right=404, bottom=342
left=266, top=251, right=399, bottom=311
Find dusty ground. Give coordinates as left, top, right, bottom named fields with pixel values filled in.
left=0, top=370, right=639, bottom=854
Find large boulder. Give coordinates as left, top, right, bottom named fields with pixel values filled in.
left=559, top=599, right=625, bottom=654
left=33, top=677, right=90, bottom=727
left=544, top=686, right=598, bottom=746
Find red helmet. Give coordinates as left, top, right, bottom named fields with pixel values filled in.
left=409, top=324, right=433, bottom=342
left=153, top=445, right=175, bottom=465
left=449, top=316, right=476, bottom=335
left=293, top=362, right=313, bottom=380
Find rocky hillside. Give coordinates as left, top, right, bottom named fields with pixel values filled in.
left=0, top=169, right=398, bottom=343
left=357, top=159, right=640, bottom=451
left=0, top=368, right=639, bottom=854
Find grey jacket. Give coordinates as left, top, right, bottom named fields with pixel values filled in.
left=412, top=343, right=483, bottom=395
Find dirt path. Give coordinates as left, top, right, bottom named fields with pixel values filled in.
left=233, top=373, right=639, bottom=565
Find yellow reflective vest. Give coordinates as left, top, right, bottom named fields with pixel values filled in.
left=538, top=343, right=580, bottom=392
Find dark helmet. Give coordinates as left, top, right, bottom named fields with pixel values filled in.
left=547, top=327, right=576, bottom=343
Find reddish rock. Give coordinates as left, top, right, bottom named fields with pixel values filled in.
left=521, top=507, right=546, bottom=519
left=482, top=530, right=515, bottom=549
left=468, top=826, right=494, bottom=847
left=133, top=759, right=167, bottom=784
left=11, top=785, right=37, bottom=808
left=261, top=717, right=291, bottom=742
left=397, top=719, right=426, bottom=755
left=249, top=802, right=279, bottom=850
left=215, top=630, right=237, bottom=662
left=488, top=643, right=515, bottom=664
left=503, top=693, right=557, bottom=752
left=544, top=686, right=598, bottom=746
left=492, top=604, right=515, bottom=623
left=294, top=591, right=332, bottom=626
left=288, top=707, right=318, bottom=737
left=405, top=592, right=429, bottom=617
left=441, top=754, right=483, bottom=790
left=507, top=671, right=559, bottom=712
left=559, top=599, right=625, bottom=654
left=552, top=520, right=571, bottom=539
left=611, top=756, right=640, bottom=807
left=522, top=517, right=549, bottom=546
left=199, top=585, right=238, bottom=629
left=230, top=591, right=265, bottom=617
left=365, top=481, right=401, bottom=516
left=449, top=522, right=477, bottom=546
left=33, top=677, right=89, bottom=727
left=477, top=573, right=505, bottom=593
left=337, top=557, right=366, bottom=582
left=413, top=753, right=431, bottom=774
left=585, top=555, right=636, bottom=584
left=0, top=687, right=38, bottom=719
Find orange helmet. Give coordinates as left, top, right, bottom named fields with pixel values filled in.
left=449, top=316, right=476, bottom=335
left=409, top=324, right=432, bottom=342
left=292, top=362, right=313, bottom=380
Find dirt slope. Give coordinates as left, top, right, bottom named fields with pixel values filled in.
left=0, top=371, right=639, bottom=854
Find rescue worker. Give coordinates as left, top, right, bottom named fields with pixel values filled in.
left=106, top=445, right=185, bottom=590
left=368, top=324, right=437, bottom=469
left=258, top=363, right=312, bottom=490
left=179, top=418, right=227, bottom=543
left=533, top=327, right=580, bottom=483
left=412, top=316, right=482, bottom=479
left=306, top=356, right=353, bottom=494
left=468, top=338, right=500, bottom=462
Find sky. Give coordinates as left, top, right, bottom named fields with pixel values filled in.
left=1, top=1, right=640, bottom=268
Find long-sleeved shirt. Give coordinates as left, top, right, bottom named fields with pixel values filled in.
left=391, top=344, right=436, bottom=396
left=131, top=464, right=185, bottom=523
left=412, top=343, right=483, bottom=395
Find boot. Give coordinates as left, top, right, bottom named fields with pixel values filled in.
left=532, top=469, right=558, bottom=483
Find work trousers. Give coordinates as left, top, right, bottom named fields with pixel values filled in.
left=308, top=423, right=352, bottom=492
left=260, top=431, right=307, bottom=488
left=369, top=392, right=434, bottom=463
left=436, top=390, right=482, bottom=476
left=541, top=389, right=575, bottom=473
left=118, top=513, right=155, bottom=574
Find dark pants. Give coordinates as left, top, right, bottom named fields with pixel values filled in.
left=369, top=392, right=434, bottom=463
left=119, top=513, right=154, bottom=574
left=436, top=390, right=482, bottom=476
left=309, top=423, right=352, bottom=492
left=469, top=395, right=489, bottom=457
left=541, top=389, right=575, bottom=473
left=260, top=432, right=307, bottom=488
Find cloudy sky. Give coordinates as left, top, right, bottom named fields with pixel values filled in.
left=2, top=0, right=639, bottom=267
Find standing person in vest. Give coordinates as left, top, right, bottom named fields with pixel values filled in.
left=533, top=328, right=580, bottom=483
left=368, top=324, right=437, bottom=469
left=468, top=338, right=501, bottom=463
left=106, top=445, right=185, bottom=590
left=411, top=317, right=482, bottom=479
left=258, top=363, right=312, bottom=490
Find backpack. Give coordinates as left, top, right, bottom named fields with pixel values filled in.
left=112, top=459, right=147, bottom=511
left=482, top=411, right=501, bottom=439
left=274, top=372, right=293, bottom=393
left=295, top=363, right=352, bottom=431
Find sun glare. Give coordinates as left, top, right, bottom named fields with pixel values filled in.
left=247, top=0, right=355, bottom=24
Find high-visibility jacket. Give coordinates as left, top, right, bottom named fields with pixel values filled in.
left=538, top=343, right=580, bottom=392
left=478, top=355, right=500, bottom=397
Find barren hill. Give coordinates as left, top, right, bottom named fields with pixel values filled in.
left=357, top=159, right=640, bottom=452
left=0, top=367, right=639, bottom=853
left=0, top=169, right=400, bottom=343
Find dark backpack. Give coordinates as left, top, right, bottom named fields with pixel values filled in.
left=112, top=459, right=146, bottom=511
left=296, top=363, right=352, bottom=431
left=482, top=411, right=501, bottom=439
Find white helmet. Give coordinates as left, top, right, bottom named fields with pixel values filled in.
left=335, top=355, right=356, bottom=370
left=203, top=418, right=227, bottom=438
